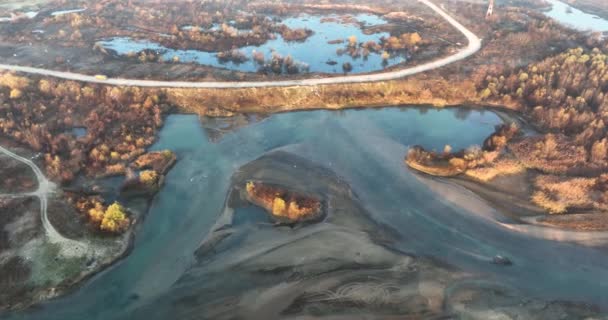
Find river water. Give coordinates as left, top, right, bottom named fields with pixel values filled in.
left=545, top=0, right=608, bottom=32
left=3, top=107, right=608, bottom=319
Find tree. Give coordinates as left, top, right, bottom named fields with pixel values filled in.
left=342, top=62, right=353, bottom=73
left=9, top=89, right=22, bottom=99
left=88, top=202, right=105, bottom=223
left=101, top=202, right=130, bottom=233
left=272, top=197, right=286, bottom=216
left=139, top=170, right=159, bottom=185
left=409, top=32, right=422, bottom=45
left=542, top=134, right=557, bottom=158
left=591, top=139, right=608, bottom=164
left=381, top=51, right=390, bottom=62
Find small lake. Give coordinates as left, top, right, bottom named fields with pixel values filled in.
left=544, top=0, right=608, bottom=32
left=97, top=14, right=406, bottom=74
left=3, top=107, right=608, bottom=319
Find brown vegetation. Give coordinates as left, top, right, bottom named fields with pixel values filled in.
left=167, top=77, right=479, bottom=116
left=475, top=47, right=608, bottom=217
left=0, top=71, right=175, bottom=238
left=120, top=168, right=164, bottom=197
left=132, top=150, right=176, bottom=174
left=71, top=196, right=130, bottom=233
left=531, top=174, right=608, bottom=214
left=509, top=134, right=590, bottom=174
left=245, top=181, right=323, bottom=224
left=405, top=123, right=519, bottom=177
left=0, top=72, right=171, bottom=183
left=464, top=158, right=525, bottom=182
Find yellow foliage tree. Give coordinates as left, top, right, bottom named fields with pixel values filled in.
left=140, top=170, right=159, bottom=185
left=9, top=89, right=22, bottom=99
left=348, top=35, right=358, bottom=47
left=0, top=73, right=30, bottom=90
left=409, top=32, right=422, bottom=45
left=39, top=79, right=53, bottom=93
left=381, top=51, right=390, bottom=61
left=272, top=197, right=286, bottom=216
left=246, top=181, right=255, bottom=194
left=100, top=202, right=130, bottom=233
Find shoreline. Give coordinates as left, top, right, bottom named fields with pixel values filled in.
left=411, top=167, right=608, bottom=233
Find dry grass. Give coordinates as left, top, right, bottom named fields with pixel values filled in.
left=464, top=158, right=525, bottom=182
left=531, top=175, right=598, bottom=214
left=166, top=77, right=481, bottom=116
left=509, top=135, right=589, bottom=174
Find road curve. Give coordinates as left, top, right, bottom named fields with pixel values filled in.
left=0, top=0, right=481, bottom=88
left=0, top=145, right=68, bottom=245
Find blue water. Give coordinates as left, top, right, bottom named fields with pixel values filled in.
left=545, top=0, right=608, bottom=32
left=0, top=107, right=502, bottom=319
left=70, top=127, right=87, bottom=138
left=98, top=14, right=406, bottom=74
left=51, top=8, right=86, bottom=16
left=3, top=107, right=608, bottom=319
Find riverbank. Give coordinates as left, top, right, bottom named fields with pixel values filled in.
left=556, top=0, right=608, bottom=22
left=166, top=76, right=492, bottom=116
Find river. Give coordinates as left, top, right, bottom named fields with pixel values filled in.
left=544, top=0, right=608, bottom=32
left=2, top=107, right=608, bottom=319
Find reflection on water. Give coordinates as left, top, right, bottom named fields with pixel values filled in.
left=50, top=8, right=86, bottom=16
left=545, top=0, right=608, bottom=32
left=98, top=14, right=406, bottom=74
left=0, top=11, right=38, bottom=23
left=2, top=107, right=608, bottom=319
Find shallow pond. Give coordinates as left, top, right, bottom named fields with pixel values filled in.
left=544, top=0, right=608, bottom=32
left=98, top=14, right=406, bottom=74
left=2, top=107, right=608, bottom=319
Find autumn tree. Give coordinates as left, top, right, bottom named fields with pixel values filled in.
left=591, top=139, right=608, bottom=164
left=100, top=202, right=130, bottom=233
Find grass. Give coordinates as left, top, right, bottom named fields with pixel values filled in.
left=464, top=158, right=525, bottom=182
left=165, top=77, right=480, bottom=116
left=531, top=175, right=598, bottom=214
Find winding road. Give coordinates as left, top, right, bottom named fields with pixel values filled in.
left=0, top=0, right=481, bottom=88
left=0, top=145, right=85, bottom=252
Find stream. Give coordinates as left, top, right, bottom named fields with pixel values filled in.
left=2, top=107, right=608, bottom=319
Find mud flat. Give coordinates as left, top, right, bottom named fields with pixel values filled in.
left=127, top=150, right=605, bottom=319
